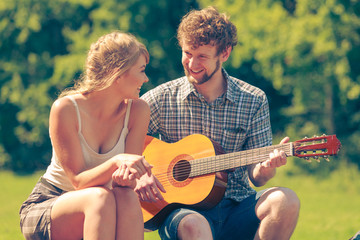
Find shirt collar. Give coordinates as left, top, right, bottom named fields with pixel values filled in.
left=179, top=76, right=197, bottom=101
left=223, top=69, right=237, bottom=103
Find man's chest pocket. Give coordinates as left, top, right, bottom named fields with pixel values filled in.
left=220, top=127, right=247, bottom=153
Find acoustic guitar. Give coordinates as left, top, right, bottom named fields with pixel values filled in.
left=141, top=134, right=341, bottom=231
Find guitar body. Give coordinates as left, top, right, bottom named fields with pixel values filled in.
left=141, top=134, right=227, bottom=231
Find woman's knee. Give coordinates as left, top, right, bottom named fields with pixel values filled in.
left=112, top=187, right=140, bottom=207
left=84, top=187, right=117, bottom=213
left=93, top=187, right=116, bottom=203
left=113, top=186, right=137, bottom=198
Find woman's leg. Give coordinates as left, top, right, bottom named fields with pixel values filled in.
left=113, top=187, right=144, bottom=240
left=50, top=187, right=116, bottom=240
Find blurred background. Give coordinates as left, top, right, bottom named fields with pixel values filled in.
left=1, top=0, right=359, bottom=173
left=0, top=0, right=359, bottom=239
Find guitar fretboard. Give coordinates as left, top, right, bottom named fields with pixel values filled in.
left=189, top=143, right=293, bottom=177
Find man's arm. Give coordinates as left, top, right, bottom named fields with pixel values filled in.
left=248, top=137, right=289, bottom=187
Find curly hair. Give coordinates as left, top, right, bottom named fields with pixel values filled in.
left=177, top=6, right=237, bottom=55
left=60, top=31, right=149, bottom=97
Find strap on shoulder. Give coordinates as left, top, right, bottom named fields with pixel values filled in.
left=123, top=99, right=132, bottom=129
left=66, top=96, right=81, bottom=133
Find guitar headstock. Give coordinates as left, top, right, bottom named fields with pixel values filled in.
left=293, top=134, right=341, bottom=162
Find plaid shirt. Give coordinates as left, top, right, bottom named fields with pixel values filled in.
left=141, top=69, right=272, bottom=202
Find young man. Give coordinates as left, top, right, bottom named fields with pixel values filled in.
left=138, top=6, right=300, bottom=240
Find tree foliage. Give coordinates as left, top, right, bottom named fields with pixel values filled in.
left=0, top=0, right=198, bottom=171
left=0, top=0, right=359, bottom=172
left=200, top=0, right=360, bottom=172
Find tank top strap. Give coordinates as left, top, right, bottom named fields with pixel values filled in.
left=66, top=96, right=81, bottom=133
left=123, top=99, right=132, bottom=129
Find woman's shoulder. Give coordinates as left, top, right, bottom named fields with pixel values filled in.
left=127, top=98, right=150, bottom=130
left=128, top=98, right=150, bottom=116
left=50, top=95, right=80, bottom=123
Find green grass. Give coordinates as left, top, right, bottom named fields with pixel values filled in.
left=1, top=161, right=359, bottom=240
left=255, top=160, right=360, bottom=240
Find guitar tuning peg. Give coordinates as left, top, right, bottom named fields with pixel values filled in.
left=313, top=156, right=320, bottom=162
left=305, top=157, right=311, bottom=162
left=313, top=135, right=318, bottom=138
left=323, top=156, right=330, bottom=162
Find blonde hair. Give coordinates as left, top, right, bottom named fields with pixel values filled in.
left=60, top=31, right=149, bottom=97
left=177, top=6, right=237, bottom=55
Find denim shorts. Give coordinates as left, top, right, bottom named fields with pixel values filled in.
left=158, top=190, right=265, bottom=240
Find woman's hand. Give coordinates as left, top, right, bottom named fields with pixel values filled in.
left=112, top=154, right=152, bottom=189
left=112, top=164, right=137, bottom=189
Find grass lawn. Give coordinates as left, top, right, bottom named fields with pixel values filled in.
left=1, top=160, right=359, bottom=240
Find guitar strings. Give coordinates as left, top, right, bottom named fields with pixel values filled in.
left=149, top=145, right=290, bottom=187
left=151, top=153, right=271, bottom=187
left=151, top=145, right=290, bottom=182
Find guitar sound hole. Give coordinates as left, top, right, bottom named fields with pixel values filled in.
left=173, top=160, right=191, bottom=182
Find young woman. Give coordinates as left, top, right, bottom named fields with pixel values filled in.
left=20, top=31, right=152, bottom=240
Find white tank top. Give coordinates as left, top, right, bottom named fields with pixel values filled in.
left=43, top=97, right=132, bottom=191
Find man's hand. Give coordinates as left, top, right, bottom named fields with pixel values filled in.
left=249, top=136, right=290, bottom=187
left=260, top=137, right=289, bottom=169
left=135, top=173, right=166, bottom=202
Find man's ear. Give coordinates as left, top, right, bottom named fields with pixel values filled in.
left=221, top=46, right=232, bottom=62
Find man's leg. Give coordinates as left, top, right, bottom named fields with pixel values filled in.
left=254, top=187, right=300, bottom=240
left=158, top=208, right=213, bottom=240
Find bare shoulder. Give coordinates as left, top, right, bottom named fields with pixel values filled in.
left=50, top=96, right=78, bottom=129
left=130, top=98, right=150, bottom=116
left=127, top=99, right=150, bottom=131
left=51, top=97, right=76, bottom=116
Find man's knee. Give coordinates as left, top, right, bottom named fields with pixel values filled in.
left=259, top=187, right=300, bottom=217
left=279, top=188, right=300, bottom=212
left=269, top=187, right=300, bottom=217
left=178, top=213, right=212, bottom=239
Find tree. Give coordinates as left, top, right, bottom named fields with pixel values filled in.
left=199, top=0, right=360, bottom=170
left=1, top=0, right=359, bottom=172
left=0, top=0, right=198, bottom=172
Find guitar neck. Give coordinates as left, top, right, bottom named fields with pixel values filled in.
left=189, top=143, right=294, bottom=177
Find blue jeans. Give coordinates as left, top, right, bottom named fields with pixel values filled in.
left=158, top=190, right=265, bottom=240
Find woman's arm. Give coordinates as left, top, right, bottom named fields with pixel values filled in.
left=125, top=99, right=151, bottom=155
left=49, top=97, right=118, bottom=189
left=128, top=99, right=166, bottom=200
left=111, top=99, right=152, bottom=188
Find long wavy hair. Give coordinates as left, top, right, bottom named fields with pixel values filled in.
left=60, top=31, right=149, bottom=97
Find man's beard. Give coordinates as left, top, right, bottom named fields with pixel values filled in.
left=185, top=59, right=220, bottom=85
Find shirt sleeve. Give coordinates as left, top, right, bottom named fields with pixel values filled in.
left=243, top=94, right=272, bottom=150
